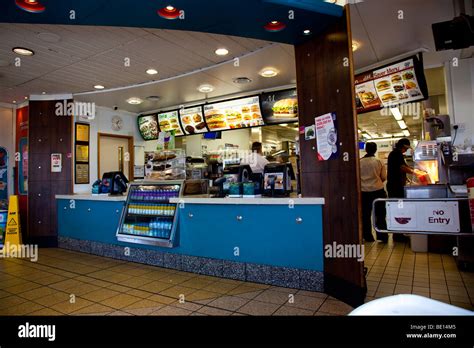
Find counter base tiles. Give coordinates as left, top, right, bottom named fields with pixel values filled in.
left=57, top=237, right=324, bottom=293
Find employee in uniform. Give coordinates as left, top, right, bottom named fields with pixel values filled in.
left=248, top=142, right=269, bottom=174
left=387, top=138, right=415, bottom=242
left=360, top=142, right=387, bottom=242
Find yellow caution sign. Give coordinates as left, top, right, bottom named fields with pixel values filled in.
left=5, top=195, right=21, bottom=247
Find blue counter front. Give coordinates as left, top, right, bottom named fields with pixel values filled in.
left=56, top=195, right=325, bottom=291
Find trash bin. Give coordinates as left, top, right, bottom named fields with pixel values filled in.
left=410, top=234, right=428, bottom=252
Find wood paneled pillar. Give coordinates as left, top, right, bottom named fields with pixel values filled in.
left=28, top=100, right=73, bottom=246
left=295, top=7, right=365, bottom=306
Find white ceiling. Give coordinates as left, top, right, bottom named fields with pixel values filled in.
left=1, top=0, right=471, bottom=141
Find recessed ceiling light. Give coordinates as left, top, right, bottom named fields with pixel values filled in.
left=303, top=29, right=311, bottom=35
left=94, top=85, right=105, bottom=90
left=24, top=96, right=28, bottom=100
left=15, top=0, right=45, bottom=13
left=13, top=100, right=17, bottom=104
left=146, top=68, right=158, bottom=75
left=215, top=48, right=229, bottom=56
left=166, top=5, right=175, bottom=11
left=403, top=129, right=410, bottom=137
left=146, top=96, right=161, bottom=102
left=390, top=107, right=403, bottom=121
left=12, top=47, right=34, bottom=56
left=127, top=97, right=143, bottom=105
left=264, top=21, right=286, bottom=32
left=233, top=77, right=252, bottom=84
left=352, top=41, right=360, bottom=51
left=42, top=91, right=46, bottom=94
left=259, top=67, right=278, bottom=77
left=197, top=84, right=215, bottom=93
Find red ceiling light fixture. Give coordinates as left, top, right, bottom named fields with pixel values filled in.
left=15, top=0, right=45, bottom=13
left=157, top=5, right=180, bottom=20
left=264, top=21, right=286, bottom=32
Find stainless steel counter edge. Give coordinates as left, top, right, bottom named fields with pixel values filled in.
left=55, top=194, right=127, bottom=201
left=169, top=197, right=325, bottom=205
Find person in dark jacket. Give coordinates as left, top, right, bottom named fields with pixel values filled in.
left=386, top=138, right=415, bottom=242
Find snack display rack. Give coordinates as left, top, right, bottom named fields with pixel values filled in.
left=116, top=180, right=184, bottom=247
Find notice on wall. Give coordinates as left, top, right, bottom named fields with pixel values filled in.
left=315, top=113, right=339, bottom=161
left=304, top=125, right=315, bottom=140
left=51, top=153, right=62, bottom=173
left=386, top=201, right=460, bottom=233
left=75, top=163, right=89, bottom=184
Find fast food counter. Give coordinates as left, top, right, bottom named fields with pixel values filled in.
left=56, top=194, right=325, bottom=291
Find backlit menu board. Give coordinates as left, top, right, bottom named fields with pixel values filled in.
left=355, top=55, right=428, bottom=114
left=260, top=88, right=298, bottom=124
left=203, top=96, right=264, bottom=131
left=158, top=110, right=184, bottom=136
left=137, top=114, right=159, bottom=140
left=179, top=106, right=208, bottom=135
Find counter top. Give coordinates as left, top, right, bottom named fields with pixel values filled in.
left=56, top=194, right=127, bottom=201
left=169, top=197, right=325, bottom=205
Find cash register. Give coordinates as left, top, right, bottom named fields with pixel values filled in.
left=263, top=162, right=295, bottom=197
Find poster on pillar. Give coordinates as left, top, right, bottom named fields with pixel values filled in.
left=0, top=147, right=8, bottom=210
left=315, top=112, right=339, bottom=161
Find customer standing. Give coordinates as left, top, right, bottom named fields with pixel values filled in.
left=387, top=138, right=415, bottom=242
left=360, top=142, right=387, bottom=242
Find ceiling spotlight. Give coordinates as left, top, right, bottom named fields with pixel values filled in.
left=232, top=77, right=252, bottom=84
left=12, top=47, right=34, bottom=56
left=303, top=29, right=311, bottom=35
left=94, top=85, right=105, bottom=90
left=215, top=48, right=229, bottom=56
left=197, top=84, right=215, bottom=93
left=264, top=21, right=286, bottom=32
left=24, top=96, right=28, bottom=100
left=42, top=91, right=46, bottom=94
left=352, top=41, right=360, bottom=51
left=158, top=5, right=180, bottom=19
left=259, top=67, right=278, bottom=78
left=126, top=97, right=143, bottom=105
left=403, top=129, right=410, bottom=137
left=146, top=68, right=158, bottom=75
left=15, top=0, right=45, bottom=13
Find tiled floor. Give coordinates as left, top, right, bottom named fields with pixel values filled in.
left=0, top=240, right=472, bottom=316
left=364, top=237, right=474, bottom=311
left=0, top=248, right=350, bottom=316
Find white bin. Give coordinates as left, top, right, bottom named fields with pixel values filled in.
left=409, top=234, right=428, bottom=252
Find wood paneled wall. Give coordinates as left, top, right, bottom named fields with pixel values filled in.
left=295, top=8, right=365, bottom=306
left=28, top=100, right=73, bottom=246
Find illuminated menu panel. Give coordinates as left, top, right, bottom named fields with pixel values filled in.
left=204, top=96, right=264, bottom=131
left=179, top=106, right=208, bottom=135
left=158, top=110, right=184, bottom=136
left=138, top=114, right=159, bottom=140
left=355, top=56, right=427, bottom=114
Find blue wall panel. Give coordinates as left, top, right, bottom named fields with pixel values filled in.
left=57, top=199, right=323, bottom=271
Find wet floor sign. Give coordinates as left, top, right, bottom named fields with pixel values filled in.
left=5, top=195, right=21, bottom=247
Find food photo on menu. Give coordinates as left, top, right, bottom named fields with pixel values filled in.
left=138, top=114, right=159, bottom=140
left=204, top=96, right=264, bottom=131
left=179, top=106, right=208, bottom=135
left=158, top=110, right=184, bottom=136
left=260, top=88, right=298, bottom=124
left=373, top=58, right=424, bottom=107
